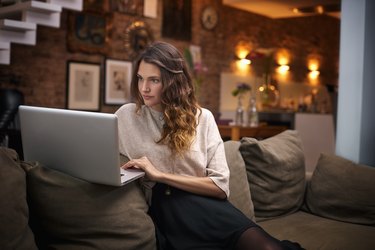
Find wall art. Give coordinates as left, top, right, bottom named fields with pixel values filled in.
left=105, top=59, right=132, bottom=105
left=66, top=61, right=101, bottom=111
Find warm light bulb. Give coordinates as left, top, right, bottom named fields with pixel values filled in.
left=277, top=65, right=290, bottom=74
left=316, top=5, right=324, bottom=14
left=240, top=58, right=251, bottom=65
left=236, top=59, right=251, bottom=72
left=237, top=50, right=249, bottom=60
left=309, top=70, right=320, bottom=79
left=308, top=58, right=319, bottom=71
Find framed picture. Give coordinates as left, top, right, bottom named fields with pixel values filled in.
left=162, top=0, right=191, bottom=41
left=83, top=0, right=110, bottom=13
left=105, top=59, right=132, bottom=105
left=66, top=61, right=101, bottom=111
left=67, top=12, right=111, bottom=55
left=110, top=0, right=143, bottom=15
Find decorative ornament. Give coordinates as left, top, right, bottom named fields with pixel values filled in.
left=124, top=20, right=154, bottom=59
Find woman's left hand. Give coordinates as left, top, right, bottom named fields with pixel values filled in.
left=122, top=156, right=163, bottom=182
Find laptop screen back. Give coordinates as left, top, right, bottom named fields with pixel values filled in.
left=19, top=105, right=123, bottom=186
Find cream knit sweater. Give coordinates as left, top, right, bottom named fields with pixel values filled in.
left=115, top=103, right=230, bottom=197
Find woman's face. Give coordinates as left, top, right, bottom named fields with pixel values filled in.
left=137, top=60, right=163, bottom=112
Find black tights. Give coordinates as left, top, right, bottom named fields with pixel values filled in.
left=236, top=227, right=305, bottom=250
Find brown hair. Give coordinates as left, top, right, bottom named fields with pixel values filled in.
left=131, top=41, right=201, bottom=155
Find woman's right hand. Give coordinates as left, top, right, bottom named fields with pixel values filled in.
left=122, top=156, right=164, bottom=182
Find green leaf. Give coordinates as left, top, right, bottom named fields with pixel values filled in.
left=183, top=48, right=194, bottom=70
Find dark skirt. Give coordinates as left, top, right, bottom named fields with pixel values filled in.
left=148, top=183, right=257, bottom=250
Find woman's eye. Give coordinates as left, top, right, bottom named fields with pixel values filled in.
left=151, top=78, right=160, bottom=83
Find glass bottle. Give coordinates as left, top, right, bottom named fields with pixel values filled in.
left=258, top=74, right=279, bottom=110
left=235, top=95, right=244, bottom=126
left=247, top=96, right=259, bottom=127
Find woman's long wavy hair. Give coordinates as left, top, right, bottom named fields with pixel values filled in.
left=131, top=41, right=201, bottom=156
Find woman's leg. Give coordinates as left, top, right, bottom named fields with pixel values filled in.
left=236, top=227, right=305, bottom=250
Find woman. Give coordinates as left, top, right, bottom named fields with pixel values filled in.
left=116, top=41, right=303, bottom=250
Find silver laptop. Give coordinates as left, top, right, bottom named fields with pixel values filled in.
left=19, top=105, right=144, bottom=186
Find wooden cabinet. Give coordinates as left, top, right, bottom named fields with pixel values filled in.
left=217, top=124, right=287, bottom=141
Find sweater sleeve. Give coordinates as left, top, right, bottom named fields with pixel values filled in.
left=203, top=110, right=230, bottom=197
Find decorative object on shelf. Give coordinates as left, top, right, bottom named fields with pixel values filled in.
left=66, top=61, right=100, bottom=111
left=244, top=47, right=280, bottom=109
left=184, top=46, right=207, bottom=97
left=258, top=74, right=280, bottom=109
left=247, top=96, right=259, bottom=127
left=124, top=20, right=154, bottom=59
left=201, top=5, right=219, bottom=30
left=104, top=59, right=133, bottom=105
left=232, top=83, right=251, bottom=126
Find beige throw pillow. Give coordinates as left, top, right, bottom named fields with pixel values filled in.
left=22, top=161, right=156, bottom=250
left=224, top=140, right=255, bottom=221
left=304, top=153, right=375, bottom=225
left=239, top=130, right=306, bottom=220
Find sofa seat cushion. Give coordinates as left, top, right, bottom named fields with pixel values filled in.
left=224, top=140, right=255, bottom=221
left=304, top=153, right=375, bottom=226
left=0, top=147, right=37, bottom=250
left=239, top=130, right=306, bottom=221
left=23, top=161, right=156, bottom=250
left=258, top=211, right=375, bottom=250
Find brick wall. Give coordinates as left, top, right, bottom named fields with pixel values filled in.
left=0, top=0, right=340, bottom=116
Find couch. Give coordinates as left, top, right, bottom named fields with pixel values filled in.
left=1, top=130, right=374, bottom=250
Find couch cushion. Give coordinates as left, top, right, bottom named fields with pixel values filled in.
left=0, top=147, right=37, bottom=250
left=304, top=153, right=375, bottom=226
left=224, top=140, right=255, bottom=221
left=239, top=130, right=306, bottom=221
left=22, top=161, right=156, bottom=250
left=259, top=211, right=375, bottom=250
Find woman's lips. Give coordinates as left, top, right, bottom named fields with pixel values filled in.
left=143, top=95, right=152, bottom=100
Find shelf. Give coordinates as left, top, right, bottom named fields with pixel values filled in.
left=47, top=0, right=83, bottom=11
left=0, top=1, right=61, bottom=15
left=0, top=1, right=62, bottom=28
left=0, top=42, right=10, bottom=64
left=0, top=19, right=36, bottom=31
left=0, top=0, right=82, bottom=64
left=0, top=41, right=10, bottom=49
left=0, top=19, right=36, bottom=45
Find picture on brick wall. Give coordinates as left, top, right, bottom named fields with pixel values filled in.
left=162, top=0, right=191, bottom=41
left=84, top=0, right=110, bottom=13
left=111, top=0, right=143, bottom=15
left=105, top=59, right=132, bottom=105
left=67, top=12, right=111, bottom=55
left=66, top=61, right=101, bottom=111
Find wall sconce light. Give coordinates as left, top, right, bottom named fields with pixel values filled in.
left=308, top=70, right=320, bottom=80
left=276, top=64, right=290, bottom=74
left=235, top=48, right=252, bottom=72
left=276, top=53, right=290, bottom=75
left=236, top=49, right=252, bottom=65
left=239, top=58, right=251, bottom=65
left=308, top=61, right=320, bottom=80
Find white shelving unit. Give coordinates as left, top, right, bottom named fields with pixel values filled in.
left=0, top=0, right=83, bottom=65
